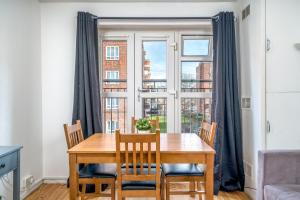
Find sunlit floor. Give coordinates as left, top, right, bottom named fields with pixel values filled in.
left=25, top=183, right=251, bottom=200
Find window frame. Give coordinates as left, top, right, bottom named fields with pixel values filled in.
left=106, top=46, right=120, bottom=60
left=181, top=35, right=213, bottom=61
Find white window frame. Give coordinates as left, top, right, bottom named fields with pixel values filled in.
left=106, top=46, right=119, bottom=60
left=105, top=71, right=119, bottom=84
left=106, top=98, right=119, bottom=109
left=106, top=120, right=119, bottom=133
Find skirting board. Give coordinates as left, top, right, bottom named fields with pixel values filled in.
left=43, top=177, right=68, bottom=184
left=21, top=179, right=43, bottom=200
left=21, top=177, right=68, bottom=199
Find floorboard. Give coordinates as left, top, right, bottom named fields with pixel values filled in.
left=25, top=183, right=251, bottom=200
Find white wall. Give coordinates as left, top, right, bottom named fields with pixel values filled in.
left=238, top=0, right=266, bottom=198
left=0, top=0, right=43, bottom=199
left=41, top=1, right=238, bottom=179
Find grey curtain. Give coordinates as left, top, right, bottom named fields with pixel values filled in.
left=212, top=12, right=245, bottom=194
left=72, top=12, right=102, bottom=138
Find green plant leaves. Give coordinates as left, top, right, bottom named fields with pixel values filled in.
left=136, top=118, right=152, bottom=131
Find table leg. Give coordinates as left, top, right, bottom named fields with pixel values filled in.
left=69, top=154, right=78, bottom=200
left=13, top=151, right=20, bottom=200
left=205, top=154, right=214, bottom=200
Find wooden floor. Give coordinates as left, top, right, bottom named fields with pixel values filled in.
left=25, top=184, right=251, bottom=200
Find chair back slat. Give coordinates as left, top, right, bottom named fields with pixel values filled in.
left=140, top=143, right=144, bottom=175
left=63, top=120, right=84, bottom=149
left=116, top=129, right=160, bottom=183
left=198, top=121, right=217, bottom=148
left=148, top=142, right=151, bottom=174
left=131, top=117, right=160, bottom=133
left=125, top=142, right=129, bottom=174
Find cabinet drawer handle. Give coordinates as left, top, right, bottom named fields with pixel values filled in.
left=0, top=163, right=5, bottom=168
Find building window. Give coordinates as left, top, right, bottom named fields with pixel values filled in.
left=106, top=98, right=119, bottom=109
left=106, top=71, right=119, bottom=84
left=106, top=120, right=119, bottom=133
left=106, top=46, right=119, bottom=60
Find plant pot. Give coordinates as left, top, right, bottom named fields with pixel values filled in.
left=137, top=130, right=151, bottom=134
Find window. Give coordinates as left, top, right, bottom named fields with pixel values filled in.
left=182, top=36, right=212, bottom=58
left=100, top=28, right=213, bottom=133
left=106, top=120, right=119, bottom=133
left=106, top=98, right=119, bottom=109
left=105, top=71, right=119, bottom=84
left=180, top=34, right=213, bottom=133
left=106, top=46, right=119, bottom=60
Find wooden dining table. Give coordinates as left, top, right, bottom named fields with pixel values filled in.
left=68, top=133, right=215, bottom=200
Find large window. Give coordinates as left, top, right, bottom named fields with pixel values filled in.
left=100, top=27, right=213, bottom=133
left=106, top=46, right=119, bottom=60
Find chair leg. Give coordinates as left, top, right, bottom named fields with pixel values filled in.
left=156, top=188, right=161, bottom=200
left=190, top=182, right=196, bottom=197
left=166, top=180, right=170, bottom=200
left=117, top=189, right=122, bottom=200
left=161, top=175, right=165, bottom=200
left=111, top=181, right=116, bottom=200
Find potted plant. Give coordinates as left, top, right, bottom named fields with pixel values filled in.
left=136, top=118, right=152, bottom=134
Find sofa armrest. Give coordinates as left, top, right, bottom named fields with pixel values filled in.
left=257, top=150, right=300, bottom=200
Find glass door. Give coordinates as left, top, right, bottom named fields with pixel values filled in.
left=135, top=32, right=175, bottom=133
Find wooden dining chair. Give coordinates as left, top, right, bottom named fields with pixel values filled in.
left=161, top=121, right=217, bottom=200
left=131, top=116, right=160, bottom=133
left=115, top=129, right=161, bottom=200
left=64, top=120, right=116, bottom=200
left=198, top=121, right=217, bottom=148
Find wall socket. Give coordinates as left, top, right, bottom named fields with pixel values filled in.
left=241, top=97, right=251, bottom=109
left=23, top=175, right=34, bottom=189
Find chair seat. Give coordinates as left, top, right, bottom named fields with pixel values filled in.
left=122, top=181, right=156, bottom=190
left=79, top=164, right=117, bottom=178
left=162, top=163, right=205, bottom=177
left=121, top=167, right=158, bottom=190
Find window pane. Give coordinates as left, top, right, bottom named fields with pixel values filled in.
left=102, top=41, right=127, bottom=92
left=183, top=39, right=209, bottom=56
left=142, top=41, right=167, bottom=92
left=181, top=98, right=212, bottom=133
left=143, top=98, right=167, bottom=133
left=103, top=97, right=127, bottom=133
left=181, top=62, right=212, bottom=92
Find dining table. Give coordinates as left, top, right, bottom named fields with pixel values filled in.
left=68, top=133, right=215, bottom=200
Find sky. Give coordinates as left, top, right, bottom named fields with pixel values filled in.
left=143, top=39, right=209, bottom=80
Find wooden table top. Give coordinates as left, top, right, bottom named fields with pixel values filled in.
left=68, top=133, right=215, bottom=154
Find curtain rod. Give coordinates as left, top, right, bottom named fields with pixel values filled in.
left=96, top=17, right=214, bottom=20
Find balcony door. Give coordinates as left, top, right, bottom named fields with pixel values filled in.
left=135, top=32, right=175, bottom=133
left=100, top=29, right=213, bottom=134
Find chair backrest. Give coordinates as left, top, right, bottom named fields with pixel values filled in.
left=131, top=117, right=160, bottom=133
left=63, top=120, right=84, bottom=149
left=115, top=129, right=160, bottom=187
left=198, top=122, right=217, bottom=148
